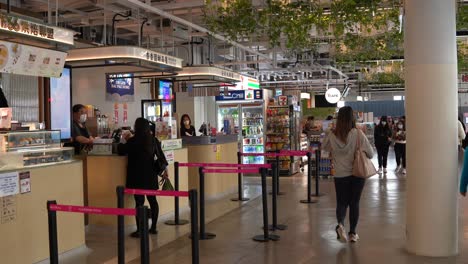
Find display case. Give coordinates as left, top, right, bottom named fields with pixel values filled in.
left=0, top=130, right=74, bottom=170
left=265, top=105, right=301, bottom=176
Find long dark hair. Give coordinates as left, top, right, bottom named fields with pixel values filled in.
left=133, top=117, right=153, bottom=155
left=334, top=106, right=355, bottom=143
left=180, top=114, right=192, bottom=128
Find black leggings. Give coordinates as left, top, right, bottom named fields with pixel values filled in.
left=334, top=176, right=365, bottom=234
left=394, top=143, right=406, bottom=168
left=134, top=194, right=159, bottom=231
left=376, top=144, right=390, bottom=168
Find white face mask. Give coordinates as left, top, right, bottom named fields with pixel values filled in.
left=398, top=125, right=403, bottom=129
left=80, top=114, right=87, bottom=123
left=184, top=120, right=190, bottom=126
left=382, top=121, right=387, bottom=126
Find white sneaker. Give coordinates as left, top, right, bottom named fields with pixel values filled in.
left=383, top=168, right=387, bottom=173
left=335, top=224, right=348, bottom=243
left=402, top=168, right=406, bottom=174
left=349, top=233, right=360, bottom=243
left=378, top=168, right=382, bottom=174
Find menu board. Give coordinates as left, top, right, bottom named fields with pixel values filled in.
left=0, top=40, right=67, bottom=78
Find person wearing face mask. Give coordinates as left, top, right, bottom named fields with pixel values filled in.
left=180, top=114, right=196, bottom=137
left=393, top=121, right=406, bottom=174
left=71, top=104, right=94, bottom=154
left=374, top=116, right=392, bottom=174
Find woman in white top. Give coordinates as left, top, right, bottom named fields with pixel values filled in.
left=322, top=106, right=374, bottom=243
left=393, top=121, right=406, bottom=174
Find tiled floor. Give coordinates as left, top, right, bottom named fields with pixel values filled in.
left=47, top=151, right=468, bottom=264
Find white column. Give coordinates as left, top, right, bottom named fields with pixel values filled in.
left=405, top=0, right=458, bottom=257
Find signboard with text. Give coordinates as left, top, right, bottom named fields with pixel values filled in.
left=216, top=90, right=263, bottom=101
left=106, top=73, right=135, bottom=102
left=0, top=172, right=18, bottom=198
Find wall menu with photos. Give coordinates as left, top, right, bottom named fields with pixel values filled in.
left=0, top=40, right=67, bottom=78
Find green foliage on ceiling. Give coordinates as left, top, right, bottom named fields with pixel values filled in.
left=459, top=41, right=468, bottom=72
left=458, top=4, right=468, bottom=31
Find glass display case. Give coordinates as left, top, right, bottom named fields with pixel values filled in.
left=0, top=130, right=74, bottom=170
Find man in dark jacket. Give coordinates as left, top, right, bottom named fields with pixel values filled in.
left=374, top=116, right=392, bottom=173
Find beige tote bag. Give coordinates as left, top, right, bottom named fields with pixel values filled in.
left=352, top=130, right=377, bottom=178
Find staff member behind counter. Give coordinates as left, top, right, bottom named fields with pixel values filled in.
left=180, top=114, right=196, bottom=137
left=71, top=104, right=94, bottom=154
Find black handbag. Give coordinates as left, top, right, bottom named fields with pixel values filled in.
left=153, top=139, right=168, bottom=176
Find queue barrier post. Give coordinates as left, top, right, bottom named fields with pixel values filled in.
left=165, top=162, right=189, bottom=226
left=300, top=152, right=318, bottom=204
left=116, top=186, right=126, bottom=264
left=253, top=168, right=280, bottom=242
left=47, top=200, right=59, bottom=264
left=312, top=149, right=325, bottom=197
left=231, top=152, right=249, bottom=202
left=269, top=162, right=288, bottom=231
left=275, top=150, right=285, bottom=195
left=189, top=190, right=200, bottom=264
left=198, top=167, right=216, bottom=240
left=138, top=206, right=150, bottom=264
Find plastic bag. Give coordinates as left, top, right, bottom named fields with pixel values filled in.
left=159, top=178, right=174, bottom=191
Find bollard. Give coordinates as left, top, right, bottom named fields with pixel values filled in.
left=253, top=168, right=280, bottom=242
left=189, top=189, right=200, bottom=264
left=312, top=149, right=325, bottom=197
left=116, top=186, right=125, bottom=264
left=165, top=162, right=189, bottom=225
left=301, top=152, right=318, bottom=204
left=47, top=200, right=59, bottom=264
left=269, top=162, right=288, bottom=230
left=198, top=167, right=216, bottom=240
left=231, top=152, right=249, bottom=202
left=138, top=206, right=150, bottom=264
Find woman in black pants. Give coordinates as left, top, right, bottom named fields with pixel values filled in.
left=322, top=106, right=374, bottom=243
left=119, top=118, right=169, bottom=237
left=393, top=121, right=406, bottom=174
left=374, top=116, right=392, bottom=174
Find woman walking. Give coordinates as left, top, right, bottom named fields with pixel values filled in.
left=374, top=116, right=392, bottom=174
left=322, top=106, right=374, bottom=243
left=118, top=118, right=169, bottom=237
left=393, top=121, right=406, bottom=174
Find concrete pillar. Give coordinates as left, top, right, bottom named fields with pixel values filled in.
left=405, top=0, right=458, bottom=257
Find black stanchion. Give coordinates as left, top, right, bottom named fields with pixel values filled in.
left=231, top=152, right=249, bottom=202
left=166, top=162, right=189, bottom=225
left=116, top=186, right=125, bottom=264
left=198, top=167, right=216, bottom=240
left=275, top=150, right=285, bottom=195
left=253, top=168, right=280, bottom=242
left=189, top=190, right=200, bottom=264
left=138, top=206, right=150, bottom=264
left=312, top=149, right=325, bottom=197
left=47, top=200, right=59, bottom=264
left=301, top=152, right=318, bottom=204
left=269, top=163, right=287, bottom=231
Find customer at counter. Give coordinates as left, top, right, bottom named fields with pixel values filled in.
left=71, top=104, right=94, bottom=154
left=118, top=117, right=169, bottom=237
left=180, top=114, right=196, bottom=137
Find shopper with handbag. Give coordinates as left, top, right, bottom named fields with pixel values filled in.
left=374, top=116, right=392, bottom=174
left=118, top=117, right=169, bottom=238
left=322, top=106, right=374, bottom=243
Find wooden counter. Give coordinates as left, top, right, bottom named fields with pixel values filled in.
left=0, top=161, right=85, bottom=264
left=85, top=148, right=189, bottom=226
left=186, top=141, right=238, bottom=199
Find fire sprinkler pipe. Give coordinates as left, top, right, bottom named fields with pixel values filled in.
left=121, top=0, right=271, bottom=61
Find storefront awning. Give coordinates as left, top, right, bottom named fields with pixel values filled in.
left=65, top=46, right=183, bottom=71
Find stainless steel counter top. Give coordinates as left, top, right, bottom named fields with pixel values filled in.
left=182, top=135, right=239, bottom=145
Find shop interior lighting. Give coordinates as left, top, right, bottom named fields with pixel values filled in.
left=393, top=95, right=403, bottom=101
left=337, top=100, right=345, bottom=108
left=357, top=96, right=363, bottom=101
left=301, top=92, right=311, bottom=99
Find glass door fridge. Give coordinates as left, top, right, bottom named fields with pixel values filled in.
left=217, top=104, right=241, bottom=136
left=141, top=99, right=162, bottom=122
left=241, top=103, right=264, bottom=164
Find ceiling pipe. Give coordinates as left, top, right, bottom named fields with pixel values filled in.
left=120, top=0, right=271, bottom=61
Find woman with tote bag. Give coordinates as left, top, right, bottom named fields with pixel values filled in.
left=322, top=106, right=374, bottom=243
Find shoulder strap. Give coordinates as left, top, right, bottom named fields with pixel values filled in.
left=355, top=129, right=361, bottom=151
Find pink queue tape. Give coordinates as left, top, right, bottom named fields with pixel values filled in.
left=124, top=188, right=189, bottom=197
left=49, top=204, right=136, bottom=216
left=239, top=152, right=281, bottom=157
left=279, top=150, right=310, bottom=156
left=178, top=162, right=271, bottom=168
left=202, top=169, right=261, bottom=174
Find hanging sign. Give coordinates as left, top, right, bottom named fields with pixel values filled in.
left=0, top=40, right=67, bottom=78
left=123, top=103, right=128, bottom=124
left=278, top=96, right=288, bottom=106
left=0, top=13, right=74, bottom=45
left=325, top=88, right=341, bottom=104
left=106, top=73, right=135, bottom=102
left=215, top=90, right=263, bottom=101
left=113, top=103, right=119, bottom=124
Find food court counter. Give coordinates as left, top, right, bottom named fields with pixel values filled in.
left=0, top=160, right=85, bottom=264
left=183, top=135, right=238, bottom=199
left=83, top=146, right=188, bottom=226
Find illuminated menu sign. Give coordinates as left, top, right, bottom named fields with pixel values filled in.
left=0, top=14, right=74, bottom=45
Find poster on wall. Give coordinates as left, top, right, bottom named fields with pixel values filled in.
left=1, top=196, right=16, bottom=224
left=50, top=67, right=71, bottom=139
left=0, top=40, right=66, bottom=78
left=106, top=73, right=135, bottom=102
left=0, top=172, right=19, bottom=198
left=19, top=172, right=31, bottom=194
